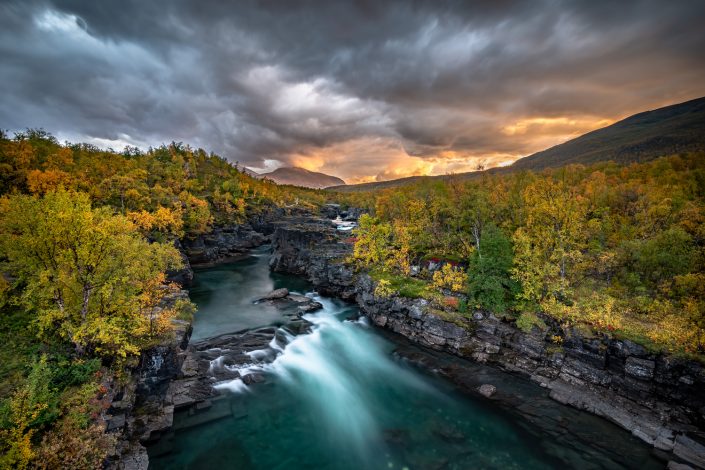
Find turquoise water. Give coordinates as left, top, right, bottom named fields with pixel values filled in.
left=149, top=247, right=664, bottom=469
left=187, top=247, right=310, bottom=340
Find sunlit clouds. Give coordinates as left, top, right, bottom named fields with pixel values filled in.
left=1, top=0, right=704, bottom=182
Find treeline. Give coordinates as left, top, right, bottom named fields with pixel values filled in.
left=0, top=129, right=329, bottom=235
left=344, top=153, right=705, bottom=355
left=0, top=129, right=326, bottom=468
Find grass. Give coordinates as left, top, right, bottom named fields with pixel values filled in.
left=515, top=312, right=547, bottom=333
left=369, top=268, right=440, bottom=300
left=429, top=308, right=473, bottom=329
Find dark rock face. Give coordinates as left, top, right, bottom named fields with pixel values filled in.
left=166, top=240, right=194, bottom=286
left=269, top=213, right=705, bottom=466
left=180, top=223, right=266, bottom=267
left=106, top=291, right=193, bottom=469
left=361, top=282, right=705, bottom=461
left=269, top=217, right=357, bottom=299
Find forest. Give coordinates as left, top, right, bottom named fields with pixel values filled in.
left=1, top=128, right=704, bottom=468
left=340, top=153, right=705, bottom=357
left=0, top=129, right=326, bottom=468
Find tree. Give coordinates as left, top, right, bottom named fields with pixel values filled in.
left=457, top=185, right=491, bottom=259
left=620, top=226, right=695, bottom=291
left=0, top=356, right=52, bottom=470
left=25, top=169, right=72, bottom=195
left=386, top=221, right=413, bottom=275
left=512, top=178, right=587, bottom=307
left=179, top=191, right=213, bottom=236
left=352, top=214, right=391, bottom=268
left=432, top=264, right=468, bottom=293
left=467, top=224, right=518, bottom=312
left=0, top=189, right=182, bottom=359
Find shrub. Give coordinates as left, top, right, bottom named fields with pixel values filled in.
left=516, top=312, right=547, bottom=333
left=458, top=298, right=468, bottom=314
left=443, top=296, right=459, bottom=309
left=374, top=279, right=395, bottom=297
left=432, top=264, right=468, bottom=292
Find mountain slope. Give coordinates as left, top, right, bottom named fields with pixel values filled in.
left=259, top=167, right=346, bottom=189
left=328, top=96, right=705, bottom=192
left=510, top=96, right=705, bottom=171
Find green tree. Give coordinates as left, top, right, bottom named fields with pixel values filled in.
left=0, top=356, right=53, bottom=470
left=467, top=225, right=518, bottom=312
left=620, top=226, right=696, bottom=291
left=0, top=189, right=182, bottom=359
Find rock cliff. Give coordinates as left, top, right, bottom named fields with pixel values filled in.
left=110, top=209, right=285, bottom=468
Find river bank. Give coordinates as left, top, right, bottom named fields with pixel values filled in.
left=110, top=207, right=705, bottom=468
left=148, top=249, right=665, bottom=469
left=268, top=210, right=705, bottom=469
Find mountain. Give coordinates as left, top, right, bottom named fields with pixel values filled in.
left=259, top=167, right=346, bottom=189
left=328, top=96, right=705, bottom=192
left=509, top=96, right=705, bottom=171
left=241, top=167, right=260, bottom=178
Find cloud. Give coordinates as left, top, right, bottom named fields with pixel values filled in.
left=1, top=0, right=704, bottom=182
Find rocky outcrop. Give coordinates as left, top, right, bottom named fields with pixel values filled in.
left=166, top=239, right=194, bottom=286
left=269, top=216, right=357, bottom=299
left=109, top=284, right=322, bottom=468
left=269, top=213, right=705, bottom=468
left=180, top=224, right=266, bottom=267
left=254, top=287, right=290, bottom=301
left=320, top=203, right=363, bottom=221
left=176, top=207, right=317, bottom=272
left=106, top=290, right=193, bottom=469
left=359, top=278, right=705, bottom=466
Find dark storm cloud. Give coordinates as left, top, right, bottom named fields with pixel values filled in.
left=1, top=0, right=704, bottom=180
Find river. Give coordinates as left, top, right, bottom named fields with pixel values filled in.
left=148, top=246, right=664, bottom=469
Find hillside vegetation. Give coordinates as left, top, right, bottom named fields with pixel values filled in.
left=0, top=129, right=327, bottom=468
left=342, top=153, right=705, bottom=356
left=512, top=96, right=705, bottom=170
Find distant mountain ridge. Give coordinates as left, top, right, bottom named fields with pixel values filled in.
left=328, top=96, right=705, bottom=192
left=510, top=95, right=705, bottom=171
left=257, top=166, right=346, bottom=189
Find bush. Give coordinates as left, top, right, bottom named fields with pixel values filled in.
left=431, top=264, right=468, bottom=292
left=374, top=279, right=394, bottom=297
left=516, top=312, right=547, bottom=333
left=458, top=298, right=468, bottom=314
left=369, top=269, right=436, bottom=300
left=442, top=296, right=459, bottom=309
left=50, top=358, right=101, bottom=391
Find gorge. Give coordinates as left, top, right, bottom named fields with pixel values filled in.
left=120, top=209, right=704, bottom=469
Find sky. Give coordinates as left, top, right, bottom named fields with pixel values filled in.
left=1, top=1, right=704, bottom=184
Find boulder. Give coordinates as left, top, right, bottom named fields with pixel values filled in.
left=299, top=301, right=324, bottom=313
left=478, top=384, right=496, bottom=398
left=255, top=288, right=289, bottom=302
